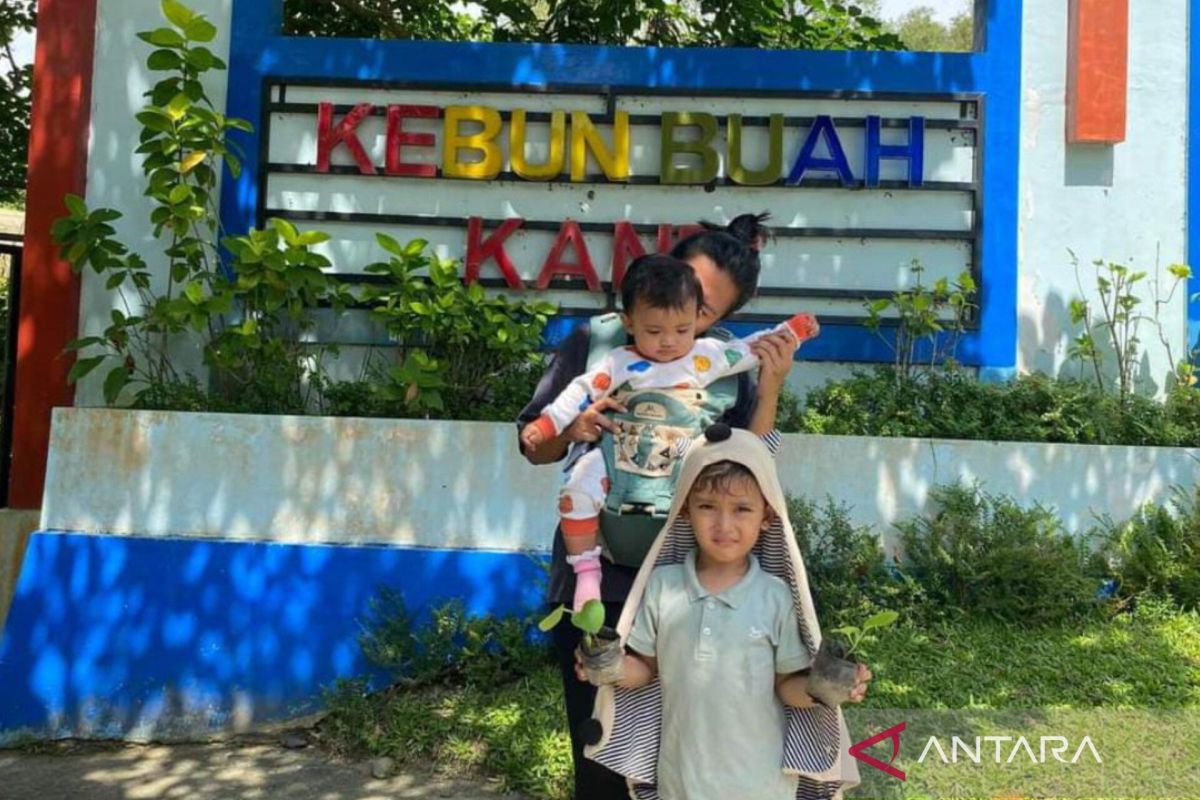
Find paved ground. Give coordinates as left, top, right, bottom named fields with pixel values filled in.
left=0, top=738, right=523, bottom=800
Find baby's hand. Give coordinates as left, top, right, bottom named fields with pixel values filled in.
left=521, top=422, right=546, bottom=451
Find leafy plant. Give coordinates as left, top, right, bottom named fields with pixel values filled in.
left=788, top=494, right=925, bottom=626
left=897, top=482, right=1095, bottom=624
left=1068, top=251, right=1196, bottom=402
left=360, top=234, right=556, bottom=417
left=538, top=599, right=606, bottom=647
left=1089, top=487, right=1200, bottom=612
left=795, top=367, right=1200, bottom=447
left=359, top=589, right=551, bottom=688
left=284, top=0, right=903, bottom=50
left=52, top=1, right=351, bottom=410
left=829, top=609, right=898, bottom=658
left=863, top=260, right=977, bottom=382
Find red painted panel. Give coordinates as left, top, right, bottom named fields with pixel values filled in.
left=1067, top=0, right=1129, bottom=143
left=10, top=0, right=98, bottom=507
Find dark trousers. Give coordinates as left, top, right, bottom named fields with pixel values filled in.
left=551, top=601, right=630, bottom=800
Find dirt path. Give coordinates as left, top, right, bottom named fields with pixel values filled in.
left=0, top=739, right=525, bottom=800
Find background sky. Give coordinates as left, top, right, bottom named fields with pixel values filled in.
left=877, top=0, right=969, bottom=23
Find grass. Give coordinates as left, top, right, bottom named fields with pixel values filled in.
left=319, top=608, right=1200, bottom=799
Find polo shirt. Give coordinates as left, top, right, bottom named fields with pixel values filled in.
left=627, top=551, right=811, bottom=800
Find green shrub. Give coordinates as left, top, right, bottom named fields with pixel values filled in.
left=787, top=495, right=926, bottom=627
left=358, top=589, right=551, bottom=689
left=793, top=368, right=1200, bottom=447
left=1089, top=487, right=1200, bottom=611
left=896, top=482, right=1096, bottom=624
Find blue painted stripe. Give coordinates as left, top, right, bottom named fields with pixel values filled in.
left=543, top=314, right=987, bottom=365
left=1190, top=0, right=1200, bottom=360
left=0, top=532, right=547, bottom=740
left=221, top=0, right=1022, bottom=369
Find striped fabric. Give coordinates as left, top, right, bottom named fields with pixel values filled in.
left=586, top=428, right=859, bottom=800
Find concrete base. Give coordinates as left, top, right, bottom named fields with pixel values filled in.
left=0, top=509, right=40, bottom=632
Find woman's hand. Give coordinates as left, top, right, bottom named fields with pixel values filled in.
left=562, top=397, right=628, bottom=444
left=750, top=330, right=800, bottom=393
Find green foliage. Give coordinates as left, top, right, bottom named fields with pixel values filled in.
left=1089, top=487, right=1200, bottom=612
left=890, top=5, right=973, bottom=51
left=896, top=483, right=1096, bottom=625
left=284, top=0, right=903, bottom=50
left=795, top=367, right=1200, bottom=447
left=358, top=589, right=552, bottom=689
left=0, top=0, right=33, bottom=203
left=321, top=665, right=572, bottom=799
left=360, top=234, right=556, bottom=417
left=863, top=260, right=977, bottom=381
left=829, top=610, right=898, bottom=658
left=787, top=494, right=926, bottom=626
left=51, top=1, right=335, bottom=408
left=53, top=2, right=555, bottom=419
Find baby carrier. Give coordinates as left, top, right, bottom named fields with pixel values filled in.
left=586, top=313, right=740, bottom=567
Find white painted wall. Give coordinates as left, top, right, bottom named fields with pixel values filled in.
left=77, top=0, right=234, bottom=406
left=1017, top=0, right=1189, bottom=393
left=42, top=410, right=1200, bottom=552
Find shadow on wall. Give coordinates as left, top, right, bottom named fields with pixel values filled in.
left=0, top=531, right=546, bottom=742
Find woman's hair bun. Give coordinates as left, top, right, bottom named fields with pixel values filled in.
left=718, top=212, right=772, bottom=251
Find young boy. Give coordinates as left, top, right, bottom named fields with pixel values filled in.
left=520, top=256, right=818, bottom=611
left=582, top=427, right=870, bottom=800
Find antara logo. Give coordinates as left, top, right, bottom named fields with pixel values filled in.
left=848, top=722, right=1104, bottom=780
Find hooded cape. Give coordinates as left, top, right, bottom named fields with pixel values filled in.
left=584, top=427, right=860, bottom=800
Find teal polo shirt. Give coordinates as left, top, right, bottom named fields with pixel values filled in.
left=627, top=551, right=811, bottom=800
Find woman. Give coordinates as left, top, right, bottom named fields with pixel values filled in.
left=517, top=213, right=799, bottom=800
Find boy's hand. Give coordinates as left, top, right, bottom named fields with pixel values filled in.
left=847, top=662, right=873, bottom=703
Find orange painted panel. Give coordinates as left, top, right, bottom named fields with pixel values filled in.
left=1067, top=0, right=1129, bottom=143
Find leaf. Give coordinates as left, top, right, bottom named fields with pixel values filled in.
left=166, top=92, right=192, bottom=118
left=161, top=0, right=196, bottom=29
left=139, top=27, right=186, bottom=47
left=537, top=605, right=566, bottom=632
left=64, top=194, right=88, bottom=217
left=184, top=281, right=206, bottom=304
left=376, top=232, right=405, bottom=257
left=103, top=366, right=131, bottom=405
left=64, top=336, right=106, bottom=352
left=295, top=231, right=330, bottom=246
left=147, top=49, right=183, bottom=71
left=180, top=150, right=207, bottom=173
left=183, top=17, right=217, bottom=42
left=168, top=184, right=192, bottom=204
left=185, top=47, right=215, bottom=70
left=573, top=599, right=605, bottom=636
left=863, top=610, right=899, bottom=630
left=67, top=355, right=105, bottom=384
left=1168, top=263, right=1192, bottom=280
left=270, top=218, right=300, bottom=245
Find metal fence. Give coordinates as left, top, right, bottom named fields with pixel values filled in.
left=0, top=233, right=22, bottom=508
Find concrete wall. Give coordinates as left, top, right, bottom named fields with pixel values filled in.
left=1018, top=0, right=1190, bottom=392
left=41, top=409, right=1200, bottom=548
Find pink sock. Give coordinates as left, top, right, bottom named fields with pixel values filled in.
left=571, top=551, right=603, bottom=612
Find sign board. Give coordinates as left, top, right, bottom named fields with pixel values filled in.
left=261, top=83, right=980, bottom=322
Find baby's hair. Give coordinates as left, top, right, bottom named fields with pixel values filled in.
left=620, top=254, right=704, bottom=314
left=689, top=460, right=761, bottom=497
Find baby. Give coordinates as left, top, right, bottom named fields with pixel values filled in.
left=520, top=255, right=817, bottom=609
